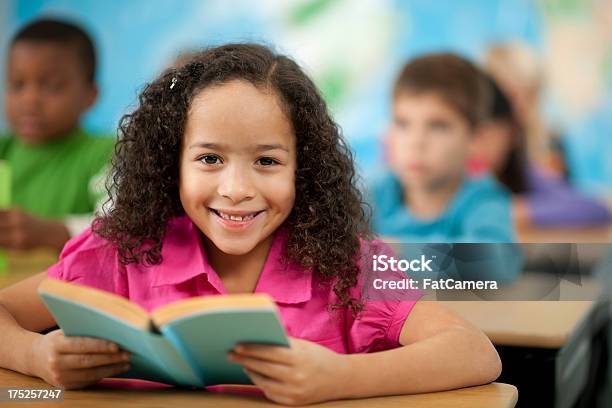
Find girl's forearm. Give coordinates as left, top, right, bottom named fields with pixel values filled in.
left=336, top=326, right=501, bottom=399
left=0, top=303, right=42, bottom=376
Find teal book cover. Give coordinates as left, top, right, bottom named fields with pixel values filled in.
left=38, top=278, right=289, bottom=387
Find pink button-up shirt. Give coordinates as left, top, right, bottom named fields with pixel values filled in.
left=47, top=216, right=420, bottom=354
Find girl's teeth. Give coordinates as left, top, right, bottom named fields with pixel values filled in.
left=218, top=211, right=256, bottom=221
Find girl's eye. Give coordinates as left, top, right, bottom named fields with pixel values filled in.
left=256, top=157, right=279, bottom=166
left=199, top=154, right=222, bottom=165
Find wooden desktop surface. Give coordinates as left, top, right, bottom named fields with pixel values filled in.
left=441, top=300, right=593, bottom=348
left=0, top=367, right=518, bottom=408
left=439, top=272, right=602, bottom=348
left=516, top=223, right=611, bottom=243
left=0, top=249, right=58, bottom=289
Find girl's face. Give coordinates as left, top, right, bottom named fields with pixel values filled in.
left=179, top=80, right=296, bottom=256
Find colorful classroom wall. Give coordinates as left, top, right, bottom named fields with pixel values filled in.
left=1, top=0, right=610, bottom=192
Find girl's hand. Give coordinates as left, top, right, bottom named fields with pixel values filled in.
left=228, top=337, right=347, bottom=405
left=31, top=329, right=131, bottom=389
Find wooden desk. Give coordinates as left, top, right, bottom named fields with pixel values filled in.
left=443, top=300, right=594, bottom=348
left=0, top=368, right=518, bottom=407
left=437, top=272, right=603, bottom=348
left=516, top=223, right=611, bottom=243
left=0, top=249, right=57, bottom=289
left=440, top=274, right=608, bottom=408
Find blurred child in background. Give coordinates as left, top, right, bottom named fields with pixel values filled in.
left=368, top=53, right=514, bottom=243
left=484, top=42, right=567, bottom=177
left=0, top=18, right=114, bottom=252
left=472, top=74, right=612, bottom=228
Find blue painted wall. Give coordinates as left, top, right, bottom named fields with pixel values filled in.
left=1, top=0, right=609, bottom=191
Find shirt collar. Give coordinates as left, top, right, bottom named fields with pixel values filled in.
left=253, top=227, right=312, bottom=304
left=150, top=216, right=312, bottom=305
left=150, top=216, right=208, bottom=287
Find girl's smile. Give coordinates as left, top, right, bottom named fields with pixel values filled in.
left=209, top=208, right=265, bottom=230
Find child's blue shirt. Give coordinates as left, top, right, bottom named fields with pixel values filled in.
left=365, top=171, right=520, bottom=283
left=367, top=171, right=515, bottom=243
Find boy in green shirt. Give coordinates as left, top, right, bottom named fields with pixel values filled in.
left=0, top=18, right=114, bottom=251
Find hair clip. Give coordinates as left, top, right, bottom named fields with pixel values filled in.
left=169, top=77, right=178, bottom=90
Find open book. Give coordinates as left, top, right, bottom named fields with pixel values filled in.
left=37, top=278, right=289, bottom=387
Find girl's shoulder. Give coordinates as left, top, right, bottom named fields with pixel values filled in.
left=47, top=226, right=122, bottom=287
left=357, top=236, right=394, bottom=259
left=61, top=226, right=115, bottom=256
left=60, top=226, right=117, bottom=259
left=351, top=236, right=398, bottom=293
left=57, top=215, right=194, bottom=262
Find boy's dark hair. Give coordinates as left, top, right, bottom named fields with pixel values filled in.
left=485, top=74, right=528, bottom=194
left=94, top=43, right=370, bottom=315
left=11, top=18, right=96, bottom=83
left=394, top=52, right=492, bottom=127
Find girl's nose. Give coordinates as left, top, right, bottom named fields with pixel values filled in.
left=217, top=166, right=255, bottom=204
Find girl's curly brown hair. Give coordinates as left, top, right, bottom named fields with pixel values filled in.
left=94, top=43, right=371, bottom=314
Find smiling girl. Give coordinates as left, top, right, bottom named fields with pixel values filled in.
left=0, top=44, right=500, bottom=405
